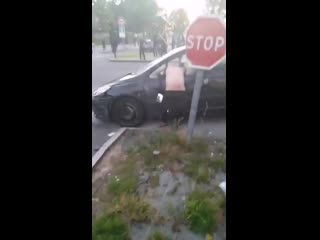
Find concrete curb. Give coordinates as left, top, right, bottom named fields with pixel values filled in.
left=109, top=59, right=152, bottom=63
left=92, top=128, right=127, bottom=169
left=92, top=46, right=138, bottom=55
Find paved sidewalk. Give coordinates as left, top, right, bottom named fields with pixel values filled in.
left=92, top=44, right=138, bottom=55
left=109, top=51, right=156, bottom=63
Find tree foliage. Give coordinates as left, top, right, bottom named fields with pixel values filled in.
left=168, top=8, right=189, bottom=34
left=206, top=0, right=226, bottom=17
left=92, top=0, right=159, bottom=34
left=92, top=0, right=112, bottom=33
left=121, top=0, right=159, bottom=33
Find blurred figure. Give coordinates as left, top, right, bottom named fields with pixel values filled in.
left=175, top=34, right=185, bottom=47
left=110, top=31, right=119, bottom=58
left=102, top=39, right=106, bottom=51
left=159, top=34, right=167, bottom=56
left=171, top=35, right=176, bottom=50
left=153, top=34, right=158, bottom=57
left=179, top=35, right=185, bottom=47
left=160, top=59, right=187, bottom=127
left=139, top=35, right=146, bottom=60
left=133, top=34, right=138, bottom=46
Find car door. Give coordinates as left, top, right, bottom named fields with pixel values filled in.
left=143, top=53, right=187, bottom=119
left=182, top=55, right=212, bottom=115
left=142, top=63, right=167, bottom=118
left=201, top=62, right=226, bottom=112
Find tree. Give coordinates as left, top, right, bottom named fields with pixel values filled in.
left=149, top=16, right=162, bottom=35
left=92, top=0, right=160, bottom=34
left=206, top=0, right=226, bottom=18
left=168, top=8, right=189, bottom=35
left=92, top=0, right=113, bottom=33
left=121, top=0, right=159, bottom=33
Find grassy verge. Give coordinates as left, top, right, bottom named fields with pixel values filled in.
left=114, top=52, right=155, bottom=60
left=184, top=189, right=225, bottom=235
left=93, top=131, right=226, bottom=239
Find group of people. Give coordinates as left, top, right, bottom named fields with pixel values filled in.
left=171, top=34, right=185, bottom=50
left=152, top=34, right=168, bottom=57
left=137, top=34, right=168, bottom=60
left=98, top=32, right=185, bottom=60
left=100, top=29, right=119, bottom=58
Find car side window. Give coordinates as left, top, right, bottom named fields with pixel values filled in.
left=149, top=53, right=186, bottom=81
left=180, top=54, right=197, bottom=91
left=150, top=56, right=182, bottom=79
left=149, top=64, right=166, bottom=79
left=204, top=63, right=226, bottom=87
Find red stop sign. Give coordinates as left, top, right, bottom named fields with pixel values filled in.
left=186, top=16, right=226, bottom=70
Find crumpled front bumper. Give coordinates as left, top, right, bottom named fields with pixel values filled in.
left=92, top=96, right=113, bottom=121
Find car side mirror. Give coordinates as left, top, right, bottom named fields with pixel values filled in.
left=156, top=93, right=163, bottom=103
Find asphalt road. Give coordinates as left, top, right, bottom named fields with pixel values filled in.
left=92, top=49, right=145, bottom=155
left=92, top=48, right=144, bottom=91
left=92, top=47, right=226, bottom=156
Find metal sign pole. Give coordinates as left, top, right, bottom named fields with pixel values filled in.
left=187, top=70, right=204, bottom=142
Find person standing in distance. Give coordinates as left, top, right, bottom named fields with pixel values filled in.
left=139, top=35, right=146, bottom=60
left=153, top=34, right=158, bottom=57
left=102, top=38, right=106, bottom=51
left=110, top=30, right=119, bottom=58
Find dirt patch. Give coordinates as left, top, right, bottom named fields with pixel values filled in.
left=92, top=129, right=226, bottom=240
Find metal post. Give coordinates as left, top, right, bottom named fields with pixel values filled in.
left=187, top=70, right=204, bottom=142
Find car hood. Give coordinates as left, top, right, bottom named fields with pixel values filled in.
left=93, top=73, right=137, bottom=96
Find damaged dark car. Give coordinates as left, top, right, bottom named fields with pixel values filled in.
left=92, top=46, right=226, bottom=127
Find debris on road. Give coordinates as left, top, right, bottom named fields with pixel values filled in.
left=108, top=132, right=116, bottom=137
left=219, top=181, right=226, bottom=194
left=153, top=150, right=160, bottom=155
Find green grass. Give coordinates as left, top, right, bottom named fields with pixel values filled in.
left=108, top=160, right=139, bottom=197
left=150, top=174, right=160, bottom=188
left=92, top=214, right=129, bottom=240
left=147, top=231, right=172, bottom=240
left=186, top=138, right=209, bottom=153
left=108, top=175, right=138, bottom=196
left=110, top=194, right=154, bottom=223
left=210, top=156, right=226, bottom=172
left=95, top=132, right=226, bottom=238
left=128, top=132, right=191, bottom=168
left=115, top=52, right=155, bottom=60
left=184, top=189, right=222, bottom=235
left=127, top=132, right=226, bottom=182
left=184, top=154, right=213, bottom=183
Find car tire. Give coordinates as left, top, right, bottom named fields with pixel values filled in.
left=111, top=97, right=145, bottom=127
left=94, top=113, right=108, bottom=122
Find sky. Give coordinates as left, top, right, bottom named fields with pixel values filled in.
left=156, top=0, right=206, bottom=22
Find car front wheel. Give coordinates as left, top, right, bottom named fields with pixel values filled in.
left=111, top=97, right=145, bottom=127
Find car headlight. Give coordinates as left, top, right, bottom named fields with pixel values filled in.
left=93, top=85, right=111, bottom=97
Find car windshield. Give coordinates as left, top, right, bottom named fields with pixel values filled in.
left=134, top=47, right=185, bottom=75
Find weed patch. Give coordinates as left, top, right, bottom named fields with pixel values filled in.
left=92, top=214, right=129, bottom=240
left=110, top=194, right=154, bottom=223
left=184, top=189, right=223, bottom=235
left=147, top=231, right=172, bottom=240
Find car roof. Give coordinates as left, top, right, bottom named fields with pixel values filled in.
left=136, top=46, right=225, bottom=75
left=151, top=46, right=226, bottom=66
left=148, top=46, right=185, bottom=65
